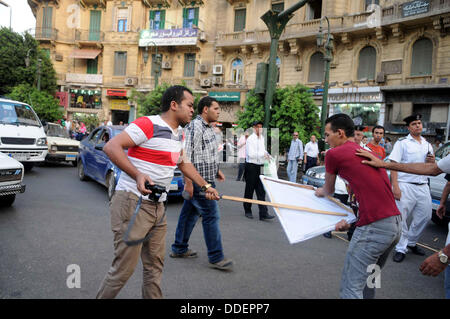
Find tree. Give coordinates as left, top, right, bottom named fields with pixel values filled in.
left=0, top=27, right=57, bottom=96
left=237, top=85, right=321, bottom=154
left=130, top=83, right=202, bottom=120
left=7, top=84, right=63, bottom=122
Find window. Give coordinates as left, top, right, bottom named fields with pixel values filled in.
left=365, top=0, right=380, bottom=10
left=412, top=104, right=431, bottom=122
left=116, top=8, right=129, bottom=32
left=150, top=10, right=165, bottom=30
left=231, top=58, right=243, bottom=84
left=234, top=9, right=246, bottom=32
left=411, top=38, right=433, bottom=76
left=357, top=46, right=376, bottom=80
left=272, top=2, right=284, bottom=12
left=308, top=52, right=324, bottom=83
left=89, top=10, right=101, bottom=41
left=87, top=58, right=98, bottom=74
left=114, top=52, right=127, bottom=76
left=184, top=53, right=196, bottom=77
left=42, top=6, right=53, bottom=37
left=183, top=7, right=199, bottom=28
left=306, top=0, right=322, bottom=20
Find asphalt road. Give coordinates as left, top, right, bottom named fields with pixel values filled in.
left=0, top=163, right=448, bottom=299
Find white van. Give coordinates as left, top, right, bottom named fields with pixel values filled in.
left=0, top=98, right=48, bottom=172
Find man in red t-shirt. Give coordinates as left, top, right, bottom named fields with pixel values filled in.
left=366, top=125, right=386, bottom=159
left=315, top=113, right=401, bottom=299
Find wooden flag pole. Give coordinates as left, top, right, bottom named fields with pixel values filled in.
left=220, top=195, right=347, bottom=217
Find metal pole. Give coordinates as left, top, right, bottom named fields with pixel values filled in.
left=37, top=58, right=42, bottom=91
left=264, top=38, right=279, bottom=128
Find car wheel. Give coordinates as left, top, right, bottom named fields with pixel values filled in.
left=23, top=163, right=34, bottom=172
left=0, top=194, right=16, bottom=207
left=78, top=160, right=88, bottom=181
left=71, top=160, right=77, bottom=167
left=107, top=172, right=116, bottom=200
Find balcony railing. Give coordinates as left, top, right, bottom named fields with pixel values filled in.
left=75, top=29, right=105, bottom=42
left=30, top=27, right=58, bottom=41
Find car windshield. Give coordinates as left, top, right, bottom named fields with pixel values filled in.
left=0, top=102, right=41, bottom=127
left=46, top=124, right=70, bottom=138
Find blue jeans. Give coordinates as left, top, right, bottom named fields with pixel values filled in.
left=171, top=182, right=224, bottom=264
left=286, top=160, right=298, bottom=183
left=445, top=266, right=450, bottom=299
left=340, top=215, right=401, bottom=299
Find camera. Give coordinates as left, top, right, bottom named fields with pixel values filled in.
left=144, top=181, right=167, bottom=202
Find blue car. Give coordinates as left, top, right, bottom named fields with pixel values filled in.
left=77, top=125, right=184, bottom=200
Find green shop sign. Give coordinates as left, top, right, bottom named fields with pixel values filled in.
left=209, top=91, right=240, bottom=102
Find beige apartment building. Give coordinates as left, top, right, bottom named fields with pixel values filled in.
left=28, top=0, right=450, bottom=137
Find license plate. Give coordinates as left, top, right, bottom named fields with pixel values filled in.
left=66, top=154, right=77, bottom=161
left=170, top=182, right=178, bottom=191
left=10, top=153, right=28, bottom=161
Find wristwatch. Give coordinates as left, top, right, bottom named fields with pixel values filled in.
left=438, top=250, right=449, bottom=264
left=201, top=183, right=212, bottom=192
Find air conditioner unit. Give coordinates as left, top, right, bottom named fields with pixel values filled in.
left=162, top=61, right=172, bottom=70
left=55, top=54, right=63, bottom=61
left=212, top=64, right=223, bottom=75
left=198, top=64, right=208, bottom=73
left=199, top=31, right=206, bottom=42
left=200, top=78, right=212, bottom=88
left=212, top=76, right=223, bottom=85
left=124, top=77, right=138, bottom=86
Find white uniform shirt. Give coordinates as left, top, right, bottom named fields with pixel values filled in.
left=388, top=134, right=433, bottom=184
left=437, top=155, right=450, bottom=246
left=246, top=133, right=267, bottom=165
left=304, top=141, right=319, bottom=158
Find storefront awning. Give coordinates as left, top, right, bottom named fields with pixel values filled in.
left=69, top=49, right=101, bottom=59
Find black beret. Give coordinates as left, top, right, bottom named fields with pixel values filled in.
left=403, top=114, right=422, bottom=125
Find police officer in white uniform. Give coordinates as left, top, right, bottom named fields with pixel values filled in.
left=389, top=114, right=434, bottom=262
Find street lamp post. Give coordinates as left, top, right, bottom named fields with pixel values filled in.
left=143, top=42, right=161, bottom=89
left=316, top=16, right=333, bottom=152
left=0, top=0, right=11, bottom=30
left=261, top=0, right=312, bottom=128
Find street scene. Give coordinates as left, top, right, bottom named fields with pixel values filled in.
left=1, top=0, right=450, bottom=302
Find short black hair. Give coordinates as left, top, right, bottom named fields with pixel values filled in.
left=354, top=125, right=365, bottom=132
left=161, top=85, right=193, bottom=113
left=372, top=125, right=385, bottom=134
left=325, top=113, right=355, bottom=137
left=252, top=120, right=263, bottom=126
left=197, top=96, right=218, bottom=115
left=385, top=137, right=391, bottom=142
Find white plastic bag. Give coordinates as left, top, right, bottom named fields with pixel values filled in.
left=264, top=158, right=278, bottom=179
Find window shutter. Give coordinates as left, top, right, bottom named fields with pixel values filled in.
left=160, top=10, right=165, bottom=29
left=411, top=38, right=432, bottom=76
left=193, top=7, right=199, bottom=27
left=182, top=7, right=187, bottom=28
left=234, top=9, right=246, bottom=32
left=308, top=52, right=324, bottom=83
left=357, top=46, right=376, bottom=80
left=127, top=6, right=132, bottom=31
left=89, top=10, right=101, bottom=41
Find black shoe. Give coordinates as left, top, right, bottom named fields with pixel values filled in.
left=259, top=215, right=275, bottom=221
left=245, top=213, right=253, bottom=219
left=408, top=245, right=425, bottom=256
left=393, top=252, right=406, bottom=263
left=323, top=231, right=332, bottom=239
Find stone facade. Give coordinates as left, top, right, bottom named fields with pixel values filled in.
left=28, top=0, right=450, bottom=133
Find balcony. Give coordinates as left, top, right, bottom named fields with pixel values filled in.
left=75, top=29, right=105, bottom=46
left=65, top=73, right=103, bottom=85
left=381, top=0, right=450, bottom=26
left=79, top=0, right=106, bottom=8
left=178, top=0, right=204, bottom=6
left=30, top=27, right=58, bottom=42
left=142, top=0, right=172, bottom=8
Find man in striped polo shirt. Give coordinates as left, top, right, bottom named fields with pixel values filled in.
left=96, top=86, right=219, bottom=299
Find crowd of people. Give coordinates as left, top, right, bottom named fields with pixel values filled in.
left=90, top=85, right=448, bottom=300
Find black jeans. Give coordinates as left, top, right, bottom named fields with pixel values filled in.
left=243, top=162, right=268, bottom=217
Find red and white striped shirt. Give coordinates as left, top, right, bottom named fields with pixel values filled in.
left=116, top=115, right=184, bottom=199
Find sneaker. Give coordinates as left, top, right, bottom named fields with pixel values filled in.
left=209, top=258, right=233, bottom=271
left=170, top=249, right=198, bottom=258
